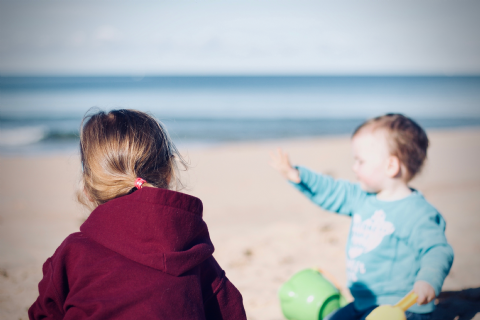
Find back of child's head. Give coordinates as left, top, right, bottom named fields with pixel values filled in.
left=78, top=109, right=185, bottom=208
left=353, top=113, right=429, bottom=181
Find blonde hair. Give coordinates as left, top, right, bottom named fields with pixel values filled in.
left=353, top=113, right=429, bottom=181
left=78, top=109, right=186, bottom=209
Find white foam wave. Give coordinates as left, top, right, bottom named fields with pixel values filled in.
left=0, top=126, right=47, bottom=146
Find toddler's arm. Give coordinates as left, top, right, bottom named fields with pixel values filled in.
left=410, top=212, right=454, bottom=304
left=269, top=148, right=365, bottom=216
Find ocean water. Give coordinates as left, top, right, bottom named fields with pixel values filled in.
left=1, top=76, right=480, bottom=155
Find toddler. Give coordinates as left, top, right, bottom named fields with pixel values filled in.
left=29, top=109, right=246, bottom=320
left=270, top=114, right=453, bottom=320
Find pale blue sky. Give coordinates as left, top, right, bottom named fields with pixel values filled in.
left=1, top=0, right=479, bottom=75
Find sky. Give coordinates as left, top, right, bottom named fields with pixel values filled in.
left=0, top=0, right=479, bottom=76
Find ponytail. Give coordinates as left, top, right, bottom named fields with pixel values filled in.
left=77, top=109, right=187, bottom=209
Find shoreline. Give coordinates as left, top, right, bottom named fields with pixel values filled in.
left=2, top=125, right=480, bottom=158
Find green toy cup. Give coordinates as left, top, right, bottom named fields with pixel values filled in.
left=279, top=268, right=348, bottom=320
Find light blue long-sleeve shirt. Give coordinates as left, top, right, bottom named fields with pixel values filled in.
left=291, top=166, right=454, bottom=313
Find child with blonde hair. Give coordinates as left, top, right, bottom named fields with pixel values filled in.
left=270, top=114, right=453, bottom=320
left=29, top=109, right=246, bottom=320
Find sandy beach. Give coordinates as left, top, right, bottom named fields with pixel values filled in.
left=1, top=128, right=479, bottom=320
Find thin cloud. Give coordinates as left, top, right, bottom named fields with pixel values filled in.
left=0, top=0, right=479, bottom=75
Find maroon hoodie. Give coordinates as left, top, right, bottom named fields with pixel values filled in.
left=29, top=187, right=246, bottom=320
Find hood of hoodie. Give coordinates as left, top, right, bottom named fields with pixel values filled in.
left=80, top=187, right=214, bottom=276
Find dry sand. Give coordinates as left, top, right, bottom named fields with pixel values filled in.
left=1, top=128, right=479, bottom=320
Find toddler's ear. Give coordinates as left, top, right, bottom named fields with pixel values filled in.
left=386, top=155, right=401, bottom=178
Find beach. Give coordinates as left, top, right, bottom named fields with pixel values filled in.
left=1, top=128, right=479, bottom=319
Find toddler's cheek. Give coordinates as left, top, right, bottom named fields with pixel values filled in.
left=358, top=176, right=371, bottom=188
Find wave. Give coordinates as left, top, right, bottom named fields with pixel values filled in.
left=0, top=126, right=79, bottom=147
left=1, top=117, right=480, bottom=153
left=0, top=126, right=48, bottom=146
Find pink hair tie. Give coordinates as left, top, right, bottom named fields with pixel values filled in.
left=135, top=178, right=147, bottom=189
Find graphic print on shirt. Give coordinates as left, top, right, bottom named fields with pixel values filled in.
left=346, top=259, right=366, bottom=282
left=348, top=210, right=395, bottom=259
left=347, top=210, right=395, bottom=281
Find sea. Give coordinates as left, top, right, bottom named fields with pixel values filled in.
left=1, top=76, right=480, bottom=156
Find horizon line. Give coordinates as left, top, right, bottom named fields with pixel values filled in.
left=2, top=74, right=480, bottom=78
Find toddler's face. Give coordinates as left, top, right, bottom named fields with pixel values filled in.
left=351, top=129, right=391, bottom=193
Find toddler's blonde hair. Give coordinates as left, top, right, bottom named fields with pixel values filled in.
left=78, top=109, right=186, bottom=209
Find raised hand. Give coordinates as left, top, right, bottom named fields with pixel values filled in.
left=269, top=148, right=301, bottom=183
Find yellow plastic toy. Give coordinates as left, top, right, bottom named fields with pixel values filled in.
left=366, top=291, right=418, bottom=320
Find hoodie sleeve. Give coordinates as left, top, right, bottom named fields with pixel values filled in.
left=204, top=276, right=247, bottom=320
left=410, top=211, right=454, bottom=296
left=28, top=257, right=65, bottom=320
left=290, top=166, right=366, bottom=216
left=202, top=258, right=247, bottom=320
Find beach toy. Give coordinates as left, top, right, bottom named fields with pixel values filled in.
left=366, top=291, right=418, bottom=320
left=279, top=268, right=348, bottom=320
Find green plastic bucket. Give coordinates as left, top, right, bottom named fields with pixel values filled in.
left=279, top=269, right=348, bottom=320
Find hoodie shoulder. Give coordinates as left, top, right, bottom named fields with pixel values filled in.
left=55, top=232, right=101, bottom=256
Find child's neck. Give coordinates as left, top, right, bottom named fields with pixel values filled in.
left=376, top=180, right=412, bottom=201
